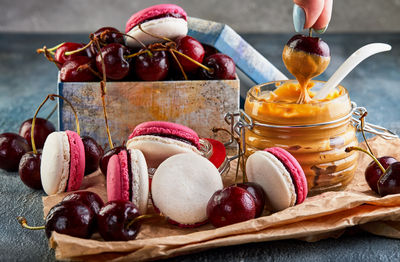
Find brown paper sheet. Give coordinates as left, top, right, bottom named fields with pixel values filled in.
left=43, top=136, right=400, bottom=261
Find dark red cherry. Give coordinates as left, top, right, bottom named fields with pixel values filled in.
left=365, top=156, right=397, bottom=194
left=18, top=150, right=42, bottom=189
left=62, top=191, right=104, bottom=216
left=45, top=200, right=95, bottom=239
left=200, top=54, right=236, bottom=80
left=95, top=43, right=130, bottom=80
left=377, top=162, right=400, bottom=197
left=207, top=186, right=256, bottom=228
left=55, top=42, right=89, bottom=66
left=0, top=133, right=30, bottom=171
left=99, top=146, right=125, bottom=176
left=202, top=44, right=219, bottom=57
left=60, top=56, right=97, bottom=82
left=81, top=136, right=104, bottom=175
left=174, top=36, right=205, bottom=73
left=97, top=200, right=141, bottom=241
left=19, top=118, right=55, bottom=149
left=285, top=34, right=330, bottom=57
left=134, top=50, right=170, bottom=81
left=236, top=182, right=266, bottom=217
left=94, top=27, right=124, bottom=45
left=90, top=27, right=124, bottom=55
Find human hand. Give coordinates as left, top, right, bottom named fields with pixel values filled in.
left=293, top=0, right=332, bottom=33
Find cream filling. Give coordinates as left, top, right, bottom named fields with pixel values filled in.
left=125, top=17, right=188, bottom=48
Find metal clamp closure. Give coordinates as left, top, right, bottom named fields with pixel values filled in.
left=351, top=104, right=398, bottom=139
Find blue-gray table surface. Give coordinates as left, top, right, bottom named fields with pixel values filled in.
left=1, top=33, right=400, bottom=261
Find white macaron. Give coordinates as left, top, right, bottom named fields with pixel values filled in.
left=151, top=152, right=223, bottom=226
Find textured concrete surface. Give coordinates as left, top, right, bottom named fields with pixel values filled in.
left=1, top=32, right=400, bottom=261
left=0, top=0, right=400, bottom=33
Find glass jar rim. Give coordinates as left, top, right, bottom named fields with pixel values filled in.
left=247, top=80, right=349, bottom=107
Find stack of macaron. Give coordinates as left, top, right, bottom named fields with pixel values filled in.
left=107, top=121, right=225, bottom=227
left=41, top=131, right=85, bottom=195
left=125, top=4, right=188, bottom=48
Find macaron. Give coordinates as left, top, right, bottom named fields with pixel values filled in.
left=125, top=4, right=188, bottom=48
left=126, top=121, right=201, bottom=169
left=151, top=152, right=223, bottom=226
left=246, top=147, right=308, bottom=211
left=41, top=131, right=85, bottom=195
left=107, top=148, right=149, bottom=214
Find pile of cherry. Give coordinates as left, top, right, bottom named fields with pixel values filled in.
left=0, top=117, right=104, bottom=189
left=39, top=27, right=236, bottom=82
left=18, top=191, right=142, bottom=241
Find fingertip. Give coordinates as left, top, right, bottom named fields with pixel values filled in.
left=312, top=0, right=333, bottom=33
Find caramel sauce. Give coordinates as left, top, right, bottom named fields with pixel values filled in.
left=282, top=45, right=330, bottom=103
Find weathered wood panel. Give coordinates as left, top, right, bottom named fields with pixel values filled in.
left=58, top=79, right=239, bottom=149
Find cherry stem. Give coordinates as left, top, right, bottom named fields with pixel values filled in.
left=36, top=42, right=65, bottom=54
left=64, top=41, right=93, bottom=56
left=345, top=146, right=386, bottom=174
left=17, top=216, right=45, bottom=230
left=37, top=46, right=62, bottom=68
left=359, top=112, right=374, bottom=156
left=45, top=104, right=58, bottom=121
left=172, top=49, right=213, bottom=72
left=117, top=32, right=148, bottom=49
left=92, top=36, right=114, bottom=149
left=138, top=24, right=173, bottom=43
left=169, top=50, right=188, bottom=80
left=124, top=49, right=152, bottom=59
left=77, top=64, right=102, bottom=79
left=309, top=28, right=313, bottom=37
left=125, top=214, right=162, bottom=229
left=32, top=94, right=81, bottom=154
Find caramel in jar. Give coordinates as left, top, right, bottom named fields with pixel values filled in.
left=244, top=80, right=358, bottom=194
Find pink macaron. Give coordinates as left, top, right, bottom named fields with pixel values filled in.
left=126, top=121, right=201, bottom=169
left=125, top=4, right=188, bottom=48
left=40, top=131, right=85, bottom=195
left=246, top=147, right=308, bottom=211
left=107, top=148, right=149, bottom=214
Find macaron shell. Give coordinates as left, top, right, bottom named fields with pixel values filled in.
left=41, top=132, right=70, bottom=195
left=151, top=153, right=223, bottom=225
left=129, top=149, right=149, bottom=214
left=125, top=4, right=187, bottom=32
left=125, top=18, right=188, bottom=48
left=126, top=135, right=201, bottom=169
left=129, top=121, right=200, bottom=149
left=107, top=150, right=130, bottom=202
left=65, top=130, right=85, bottom=192
left=246, top=151, right=296, bottom=211
left=265, top=147, right=308, bottom=204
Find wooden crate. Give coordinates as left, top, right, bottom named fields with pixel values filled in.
left=58, top=79, right=239, bottom=149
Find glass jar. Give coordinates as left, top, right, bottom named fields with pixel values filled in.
left=243, top=80, right=358, bottom=194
